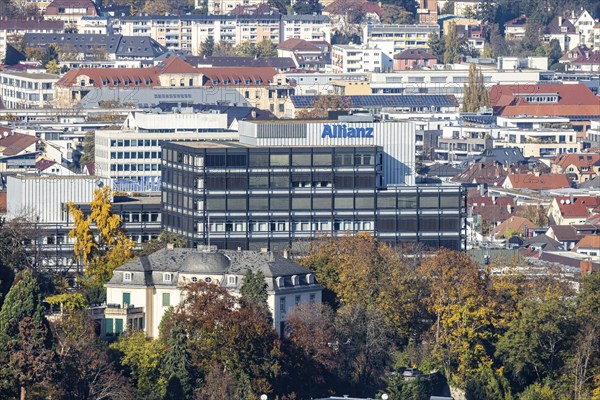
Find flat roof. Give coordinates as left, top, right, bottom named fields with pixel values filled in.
left=168, top=141, right=378, bottom=149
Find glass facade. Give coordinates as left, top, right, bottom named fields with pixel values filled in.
left=161, top=142, right=466, bottom=251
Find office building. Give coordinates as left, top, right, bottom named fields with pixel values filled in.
left=161, top=117, right=466, bottom=251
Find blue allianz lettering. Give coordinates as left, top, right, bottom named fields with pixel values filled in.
left=321, top=124, right=374, bottom=139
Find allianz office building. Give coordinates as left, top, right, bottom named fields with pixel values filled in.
left=161, top=117, right=467, bottom=251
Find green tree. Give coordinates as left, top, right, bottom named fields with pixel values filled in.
left=292, top=0, right=320, bottom=14
left=139, top=231, right=187, bottom=257
left=240, top=269, right=268, bottom=309
left=40, top=44, right=59, bottom=69
left=255, top=39, right=277, bottom=58
left=465, top=365, right=513, bottom=400
left=380, top=4, right=414, bottom=24
left=212, top=41, right=237, bottom=57
left=235, top=40, right=256, bottom=57
left=45, top=59, right=60, bottom=74
left=443, top=22, right=461, bottom=64
left=462, top=63, right=490, bottom=112
left=0, top=270, right=54, bottom=399
left=161, top=319, right=193, bottom=400
left=496, top=295, right=576, bottom=391
left=519, top=382, right=556, bottom=400
left=79, top=131, right=95, bottom=166
left=199, top=36, right=214, bottom=57
left=427, top=31, right=445, bottom=61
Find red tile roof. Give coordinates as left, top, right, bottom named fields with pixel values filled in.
left=574, top=235, right=600, bottom=250
left=571, top=51, right=600, bottom=66
left=277, top=38, right=322, bottom=52
left=492, top=216, right=538, bottom=239
left=158, top=56, right=199, bottom=75
left=0, top=132, right=38, bottom=156
left=505, top=15, right=528, bottom=27
left=56, top=67, right=160, bottom=88
left=198, top=67, right=278, bottom=87
left=35, top=159, right=56, bottom=171
left=489, top=84, right=600, bottom=117
left=505, top=173, right=571, bottom=190
left=554, top=153, right=600, bottom=171
left=0, top=191, right=6, bottom=214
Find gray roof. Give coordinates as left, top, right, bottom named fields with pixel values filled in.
left=473, top=147, right=526, bottom=165
left=23, top=33, right=167, bottom=59
left=78, top=87, right=250, bottom=109
left=579, top=176, right=600, bottom=189
left=524, top=234, right=564, bottom=251
left=108, top=248, right=314, bottom=287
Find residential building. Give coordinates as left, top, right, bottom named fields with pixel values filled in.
left=277, top=39, right=327, bottom=71
left=76, top=16, right=109, bottom=34
left=363, top=24, right=439, bottom=57
left=439, top=0, right=482, bottom=17
left=573, top=235, right=600, bottom=257
left=571, top=9, right=597, bottom=49
left=551, top=153, right=600, bottom=183
left=594, top=22, right=600, bottom=49
left=491, top=216, right=538, bottom=239
left=0, top=68, right=58, bottom=109
left=282, top=72, right=368, bottom=95
left=286, top=94, right=459, bottom=119
left=393, top=48, right=437, bottom=70
left=455, top=24, right=486, bottom=53
left=549, top=195, right=600, bottom=225
left=435, top=124, right=494, bottom=162
left=502, top=173, right=572, bottom=190
left=370, top=67, right=544, bottom=102
left=546, top=224, right=599, bottom=249
left=568, top=51, right=600, bottom=72
left=544, top=16, right=580, bottom=51
left=0, top=19, right=64, bottom=63
left=101, top=248, right=323, bottom=338
left=189, top=56, right=296, bottom=72
left=495, top=126, right=580, bottom=158
left=504, top=15, right=528, bottom=41
left=281, top=15, right=331, bottom=43
left=586, top=120, right=600, bottom=147
left=418, top=0, right=438, bottom=24
left=489, top=84, right=600, bottom=122
left=202, top=0, right=266, bottom=15
left=44, top=0, right=98, bottom=24
left=0, top=131, right=38, bottom=165
left=331, top=44, right=389, bottom=73
left=23, top=33, right=167, bottom=63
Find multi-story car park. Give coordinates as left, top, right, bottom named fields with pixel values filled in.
left=161, top=116, right=466, bottom=252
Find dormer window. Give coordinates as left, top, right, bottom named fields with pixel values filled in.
left=124, top=272, right=132, bottom=281
left=164, top=273, right=172, bottom=282
left=291, top=275, right=299, bottom=285
left=228, top=276, right=237, bottom=285
left=205, top=277, right=212, bottom=283
left=191, top=277, right=198, bottom=282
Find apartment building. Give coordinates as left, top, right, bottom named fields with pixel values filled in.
left=363, top=24, right=439, bottom=57
left=0, top=68, right=59, bottom=109
left=331, top=44, right=390, bottom=73
left=44, top=0, right=98, bottom=24
left=435, top=124, right=494, bottom=162
left=0, top=19, right=64, bottom=63
left=281, top=15, right=331, bottom=43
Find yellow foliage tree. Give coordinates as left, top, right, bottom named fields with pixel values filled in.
left=417, top=249, right=498, bottom=387
left=68, top=186, right=135, bottom=284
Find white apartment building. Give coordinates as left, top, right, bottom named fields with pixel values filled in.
left=76, top=16, right=109, bottom=34
left=102, top=248, right=323, bottom=338
left=331, top=44, right=390, bottom=73
left=95, top=109, right=238, bottom=189
left=282, top=72, right=368, bottom=95
left=281, top=15, right=331, bottom=43
left=369, top=66, right=543, bottom=102
left=0, top=69, right=59, bottom=109
left=363, top=24, right=439, bottom=58
left=571, top=9, right=597, bottom=49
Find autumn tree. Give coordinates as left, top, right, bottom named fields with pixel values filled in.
left=255, top=38, right=277, bottom=58
left=212, top=41, right=237, bottom=57
left=443, top=22, right=462, bottom=64
left=283, top=303, right=339, bottom=397
left=462, top=63, right=490, bottom=112
left=163, top=281, right=282, bottom=396
left=52, top=309, right=134, bottom=400
left=417, top=249, right=498, bottom=388
left=296, top=95, right=351, bottom=119
left=138, top=231, right=187, bottom=257
left=68, top=186, right=135, bottom=286
left=79, top=131, right=95, bottom=166
left=194, top=363, right=239, bottom=400
left=235, top=40, right=256, bottom=57
left=380, top=4, right=414, bottom=24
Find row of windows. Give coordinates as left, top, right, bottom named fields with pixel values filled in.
left=110, top=151, right=160, bottom=159
left=196, top=216, right=460, bottom=233
left=121, top=212, right=160, bottom=223
left=110, top=163, right=160, bottom=172
left=110, top=139, right=161, bottom=147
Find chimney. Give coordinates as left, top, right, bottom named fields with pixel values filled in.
left=251, top=109, right=257, bottom=118
left=570, top=194, right=574, bottom=204
left=166, top=243, right=174, bottom=250
left=558, top=16, right=562, bottom=26
left=260, top=247, right=268, bottom=253
left=283, top=249, right=289, bottom=259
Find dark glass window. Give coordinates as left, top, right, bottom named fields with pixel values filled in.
left=355, top=174, right=375, bottom=188
left=376, top=216, right=396, bottom=232
left=291, top=197, right=311, bottom=209
left=227, top=197, right=246, bottom=210
left=440, top=194, right=459, bottom=209
left=270, top=174, right=289, bottom=188
left=312, top=197, right=331, bottom=210
left=227, top=154, right=247, bottom=167
left=420, top=193, right=439, bottom=209
left=249, top=152, right=269, bottom=167
left=420, top=215, right=439, bottom=231
left=270, top=154, right=289, bottom=166
left=440, top=217, right=459, bottom=230
left=335, top=153, right=354, bottom=166
left=249, top=197, right=269, bottom=210
left=270, top=197, right=289, bottom=210
left=334, top=174, right=354, bottom=188
left=249, top=175, right=268, bottom=188
left=206, top=176, right=226, bottom=190
left=313, top=153, right=332, bottom=166
left=377, top=195, right=396, bottom=208
left=207, top=198, right=226, bottom=210
left=398, top=216, right=417, bottom=231
left=227, top=174, right=248, bottom=190
left=291, top=153, right=311, bottom=166
left=334, top=196, right=353, bottom=209
left=398, top=193, right=417, bottom=208
left=205, top=154, right=226, bottom=167
left=291, top=173, right=311, bottom=187
left=355, top=196, right=374, bottom=209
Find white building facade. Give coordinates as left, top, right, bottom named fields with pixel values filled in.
left=0, top=69, right=59, bottom=109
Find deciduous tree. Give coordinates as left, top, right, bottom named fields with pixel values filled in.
left=462, top=63, right=489, bottom=112
left=296, top=95, right=351, bottom=119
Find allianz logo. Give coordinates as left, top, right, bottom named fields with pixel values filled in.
left=321, top=124, right=374, bottom=139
